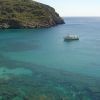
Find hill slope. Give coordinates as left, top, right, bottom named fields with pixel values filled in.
left=0, top=0, right=64, bottom=28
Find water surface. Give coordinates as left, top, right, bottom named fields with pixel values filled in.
left=0, top=17, right=100, bottom=100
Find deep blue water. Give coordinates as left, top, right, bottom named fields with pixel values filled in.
left=0, top=17, right=100, bottom=100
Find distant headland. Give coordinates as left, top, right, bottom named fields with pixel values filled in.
left=0, top=0, right=65, bottom=29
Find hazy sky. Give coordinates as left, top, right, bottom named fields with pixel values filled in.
left=36, top=0, right=100, bottom=17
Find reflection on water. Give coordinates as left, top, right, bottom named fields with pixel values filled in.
left=0, top=39, right=40, bottom=52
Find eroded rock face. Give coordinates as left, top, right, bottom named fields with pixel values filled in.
left=0, top=0, right=65, bottom=28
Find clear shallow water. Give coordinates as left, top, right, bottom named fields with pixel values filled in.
left=0, top=17, right=100, bottom=100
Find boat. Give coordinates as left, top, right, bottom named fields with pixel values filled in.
left=64, top=34, right=79, bottom=41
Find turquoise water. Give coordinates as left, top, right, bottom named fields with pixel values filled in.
left=0, top=17, right=100, bottom=100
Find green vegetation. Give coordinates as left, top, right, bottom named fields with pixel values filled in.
left=0, top=0, right=64, bottom=28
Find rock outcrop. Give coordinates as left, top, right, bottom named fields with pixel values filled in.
left=0, top=0, right=64, bottom=28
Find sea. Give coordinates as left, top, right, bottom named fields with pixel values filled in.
left=0, top=17, right=100, bottom=100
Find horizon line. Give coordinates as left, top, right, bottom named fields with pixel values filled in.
left=61, top=16, right=100, bottom=18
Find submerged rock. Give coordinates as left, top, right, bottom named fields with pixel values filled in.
left=0, top=0, right=64, bottom=28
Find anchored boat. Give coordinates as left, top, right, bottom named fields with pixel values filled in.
left=64, top=34, right=79, bottom=41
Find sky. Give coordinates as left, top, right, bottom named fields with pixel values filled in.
left=36, top=0, right=100, bottom=17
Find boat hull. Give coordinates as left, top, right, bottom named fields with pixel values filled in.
left=64, top=35, right=79, bottom=41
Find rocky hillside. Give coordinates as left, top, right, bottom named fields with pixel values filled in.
left=0, top=0, right=64, bottom=28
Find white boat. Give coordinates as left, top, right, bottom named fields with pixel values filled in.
left=64, top=34, right=79, bottom=41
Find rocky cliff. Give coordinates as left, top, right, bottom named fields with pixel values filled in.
left=0, top=0, right=64, bottom=28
